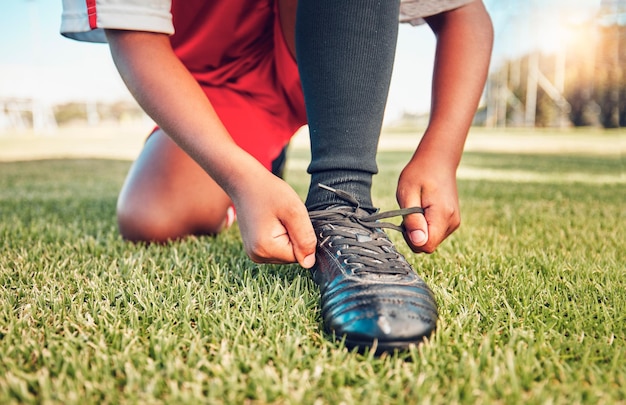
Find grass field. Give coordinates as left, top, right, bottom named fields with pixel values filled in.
left=0, top=128, right=624, bottom=404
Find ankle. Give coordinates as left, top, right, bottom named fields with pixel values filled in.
left=305, top=177, right=374, bottom=212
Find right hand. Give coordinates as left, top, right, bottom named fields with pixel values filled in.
left=231, top=173, right=317, bottom=268
left=396, top=146, right=461, bottom=254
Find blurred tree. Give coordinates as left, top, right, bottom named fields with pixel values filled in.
left=54, top=101, right=144, bottom=126
left=485, top=21, right=624, bottom=128
left=592, top=23, right=624, bottom=128
left=54, top=102, right=87, bottom=125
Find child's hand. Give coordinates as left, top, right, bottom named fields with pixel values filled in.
left=231, top=173, right=317, bottom=268
left=396, top=151, right=461, bottom=253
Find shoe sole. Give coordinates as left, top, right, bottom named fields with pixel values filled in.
left=342, top=333, right=434, bottom=355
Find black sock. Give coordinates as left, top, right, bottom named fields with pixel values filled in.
left=296, top=0, right=400, bottom=211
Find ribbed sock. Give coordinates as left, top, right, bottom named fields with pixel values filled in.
left=296, top=0, right=400, bottom=211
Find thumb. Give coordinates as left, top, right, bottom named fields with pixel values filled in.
left=283, top=207, right=317, bottom=269
left=399, top=192, right=428, bottom=249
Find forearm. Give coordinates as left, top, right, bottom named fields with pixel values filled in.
left=420, top=1, right=494, bottom=166
left=105, top=30, right=264, bottom=199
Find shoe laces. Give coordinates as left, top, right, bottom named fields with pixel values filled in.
left=308, top=184, right=424, bottom=276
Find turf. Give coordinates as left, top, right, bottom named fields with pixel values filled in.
left=0, top=144, right=624, bottom=404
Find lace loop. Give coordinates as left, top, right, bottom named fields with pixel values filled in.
left=309, top=184, right=424, bottom=276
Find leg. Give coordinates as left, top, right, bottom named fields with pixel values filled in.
left=296, top=0, right=400, bottom=211
left=295, top=1, right=438, bottom=354
left=117, top=129, right=233, bottom=243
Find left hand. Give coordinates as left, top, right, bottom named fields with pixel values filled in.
left=396, top=150, right=461, bottom=254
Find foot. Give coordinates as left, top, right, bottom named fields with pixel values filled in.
left=308, top=185, right=438, bottom=354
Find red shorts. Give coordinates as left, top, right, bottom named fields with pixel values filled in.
left=165, top=0, right=307, bottom=171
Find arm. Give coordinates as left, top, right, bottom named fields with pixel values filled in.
left=105, top=30, right=316, bottom=267
left=397, top=0, right=494, bottom=253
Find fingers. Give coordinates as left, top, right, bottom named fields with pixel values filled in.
left=243, top=203, right=317, bottom=269
left=419, top=206, right=460, bottom=253
left=283, top=205, right=317, bottom=268
left=399, top=187, right=460, bottom=254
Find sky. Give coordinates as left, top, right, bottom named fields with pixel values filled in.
left=0, top=0, right=606, bottom=121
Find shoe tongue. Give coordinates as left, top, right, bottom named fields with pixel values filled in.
left=312, top=204, right=378, bottom=236
left=322, top=204, right=376, bottom=215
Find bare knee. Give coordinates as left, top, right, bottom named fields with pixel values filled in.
left=115, top=129, right=232, bottom=243
left=117, top=190, right=233, bottom=243
left=117, top=198, right=179, bottom=243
